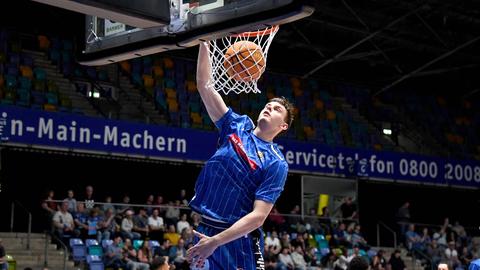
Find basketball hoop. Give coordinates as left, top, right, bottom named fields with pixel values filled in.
left=206, top=25, right=279, bottom=95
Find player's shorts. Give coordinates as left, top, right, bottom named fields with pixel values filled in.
left=191, top=215, right=265, bottom=270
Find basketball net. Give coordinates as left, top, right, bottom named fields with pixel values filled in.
left=206, top=25, right=279, bottom=95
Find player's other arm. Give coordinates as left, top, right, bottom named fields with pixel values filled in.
left=197, top=42, right=228, bottom=123
left=187, top=200, right=273, bottom=264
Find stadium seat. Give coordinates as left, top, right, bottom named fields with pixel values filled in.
left=69, top=238, right=86, bottom=262
left=86, top=255, right=104, bottom=270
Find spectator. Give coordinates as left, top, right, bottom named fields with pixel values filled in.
left=73, top=202, right=88, bottom=239
left=291, top=245, right=308, bottom=270
left=64, top=190, right=77, bottom=214
left=154, top=239, right=171, bottom=258
left=420, top=228, right=432, bottom=249
left=41, top=189, right=57, bottom=231
left=405, top=224, right=423, bottom=255
left=121, top=210, right=141, bottom=240
left=137, top=240, right=153, bottom=265
left=268, top=207, right=286, bottom=232
left=123, top=238, right=149, bottom=270
left=265, top=231, right=282, bottom=255
left=146, top=194, right=155, bottom=216
left=396, top=202, right=411, bottom=243
left=133, top=208, right=149, bottom=239
left=164, top=224, right=180, bottom=246
left=99, top=208, right=116, bottom=241
left=151, top=256, right=171, bottom=270
left=388, top=249, right=407, bottom=270
left=445, top=241, right=460, bottom=269
left=179, top=189, right=188, bottom=206
left=340, top=197, right=358, bottom=221
left=86, top=208, right=103, bottom=242
left=278, top=247, right=295, bottom=270
left=52, top=200, right=75, bottom=246
left=168, top=238, right=188, bottom=269
left=176, top=213, right=190, bottom=235
left=181, top=227, right=195, bottom=247
left=333, top=247, right=349, bottom=270
left=438, top=263, right=448, bottom=270
left=427, top=240, right=444, bottom=269
left=116, top=195, right=131, bottom=214
left=348, top=257, right=369, bottom=270
left=82, top=185, right=96, bottom=209
left=165, top=201, right=180, bottom=225
left=0, top=239, right=7, bottom=270
left=102, top=195, right=116, bottom=215
left=371, top=249, right=387, bottom=270
left=104, top=235, right=126, bottom=270
left=149, top=209, right=165, bottom=241
left=351, top=224, right=369, bottom=250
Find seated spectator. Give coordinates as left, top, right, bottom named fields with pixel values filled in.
left=165, top=201, right=181, bottom=226
left=348, top=257, right=369, bottom=270
left=278, top=247, right=295, bottom=270
left=151, top=256, right=171, bottom=270
left=371, top=249, right=387, bottom=270
left=164, top=225, right=180, bottom=246
left=73, top=202, right=88, bottom=239
left=405, top=224, right=423, bottom=255
left=181, top=227, right=195, bottom=247
left=176, top=213, right=190, bottom=235
left=104, top=235, right=126, bottom=270
left=169, top=238, right=188, bottom=270
left=133, top=208, right=149, bottom=239
left=137, top=240, right=153, bottom=265
left=351, top=225, right=369, bottom=250
left=265, top=231, right=282, bottom=255
left=291, top=245, right=308, bottom=270
left=427, top=240, right=444, bottom=269
left=154, top=239, right=171, bottom=258
left=333, top=247, right=349, bottom=270
left=388, top=249, right=406, bottom=270
left=332, top=223, right=349, bottom=247
left=123, top=238, right=149, bottom=270
left=445, top=241, right=460, bottom=269
left=149, top=209, right=165, bottom=241
left=121, top=210, right=141, bottom=240
left=52, top=201, right=76, bottom=246
left=99, top=208, right=117, bottom=241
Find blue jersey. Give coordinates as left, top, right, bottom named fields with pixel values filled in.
left=189, top=108, right=288, bottom=224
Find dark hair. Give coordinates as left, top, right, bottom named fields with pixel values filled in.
left=269, top=97, right=295, bottom=128
left=348, top=257, right=369, bottom=270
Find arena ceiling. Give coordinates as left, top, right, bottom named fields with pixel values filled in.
left=5, top=0, right=480, bottom=98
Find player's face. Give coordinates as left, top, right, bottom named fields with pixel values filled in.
left=258, top=101, right=289, bottom=131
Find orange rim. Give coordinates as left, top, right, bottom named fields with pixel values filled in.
left=231, top=25, right=279, bottom=38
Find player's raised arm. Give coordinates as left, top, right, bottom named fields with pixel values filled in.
left=196, top=42, right=228, bottom=123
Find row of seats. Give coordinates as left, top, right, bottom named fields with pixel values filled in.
left=70, top=238, right=160, bottom=270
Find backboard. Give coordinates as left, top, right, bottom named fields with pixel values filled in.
left=34, top=0, right=314, bottom=66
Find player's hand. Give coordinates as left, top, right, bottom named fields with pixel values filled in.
left=187, top=230, right=218, bottom=268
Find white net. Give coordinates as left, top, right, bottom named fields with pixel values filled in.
left=206, top=25, right=279, bottom=95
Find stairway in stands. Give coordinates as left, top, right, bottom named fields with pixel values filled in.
left=22, top=49, right=99, bottom=118
left=0, top=232, right=78, bottom=270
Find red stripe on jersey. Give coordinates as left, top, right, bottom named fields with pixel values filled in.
left=229, top=134, right=258, bottom=170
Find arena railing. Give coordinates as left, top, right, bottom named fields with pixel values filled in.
left=10, top=200, right=32, bottom=250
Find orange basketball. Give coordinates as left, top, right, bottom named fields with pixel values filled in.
left=223, top=41, right=266, bottom=82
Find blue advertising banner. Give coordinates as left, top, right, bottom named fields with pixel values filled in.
left=1, top=105, right=479, bottom=187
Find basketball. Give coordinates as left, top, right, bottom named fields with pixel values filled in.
left=223, top=41, right=266, bottom=82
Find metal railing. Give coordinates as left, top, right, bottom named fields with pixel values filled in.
left=9, top=200, right=32, bottom=250
left=376, top=220, right=397, bottom=248
left=46, top=231, right=68, bottom=270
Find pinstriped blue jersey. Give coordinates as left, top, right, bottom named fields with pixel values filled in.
left=189, top=108, right=288, bottom=224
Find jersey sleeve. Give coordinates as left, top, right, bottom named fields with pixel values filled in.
left=255, top=161, right=288, bottom=204
left=215, top=107, right=254, bottom=146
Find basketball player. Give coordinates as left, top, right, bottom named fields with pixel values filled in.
left=186, top=42, right=294, bottom=270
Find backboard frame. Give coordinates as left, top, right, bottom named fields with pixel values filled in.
left=77, top=0, right=314, bottom=66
